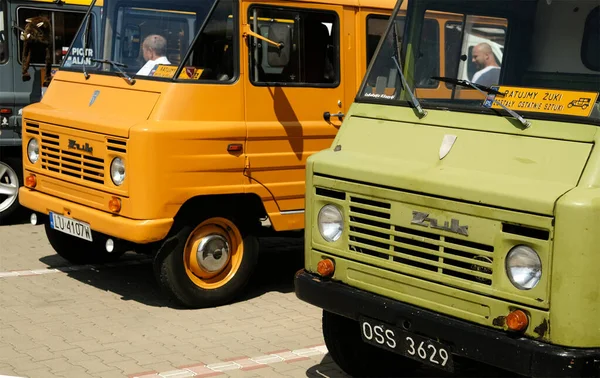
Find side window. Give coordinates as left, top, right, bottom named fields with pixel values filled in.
left=414, top=18, right=439, bottom=88
left=248, top=6, right=338, bottom=86
left=115, top=7, right=194, bottom=70
left=443, top=14, right=508, bottom=88
left=366, top=15, right=435, bottom=88
left=366, top=15, right=393, bottom=67
left=0, top=0, right=7, bottom=63
left=180, top=0, right=235, bottom=81
left=581, top=6, right=599, bottom=71
left=18, top=8, right=87, bottom=65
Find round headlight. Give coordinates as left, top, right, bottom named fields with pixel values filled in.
left=27, top=138, right=39, bottom=164
left=318, top=204, right=343, bottom=242
left=110, top=157, right=125, bottom=186
left=506, top=245, right=542, bottom=290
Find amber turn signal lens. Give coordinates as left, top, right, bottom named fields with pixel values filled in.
left=317, top=259, right=335, bottom=277
left=506, top=309, right=528, bottom=331
left=25, top=174, right=36, bottom=188
left=108, top=197, right=121, bottom=213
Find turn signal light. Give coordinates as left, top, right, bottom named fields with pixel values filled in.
left=317, top=259, right=335, bottom=277
left=25, top=174, right=37, bottom=188
left=506, top=309, right=529, bottom=332
left=108, top=197, right=121, bottom=213
left=0, top=108, right=11, bottom=114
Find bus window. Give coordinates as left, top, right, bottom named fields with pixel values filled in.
left=17, top=8, right=87, bottom=65
left=114, top=7, right=195, bottom=69
left=248, top=6, right=339, bottom=86
left=443, top=15, right=507, bottom=87
left=0, top=0, right=6, bottom=63
left=179, top=0, right=235, bottom=82
left=366, top=15, right=396, bottom=66
left=581, top=6, right=599, bottom=72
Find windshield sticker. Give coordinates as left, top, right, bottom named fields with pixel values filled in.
left=178, top=67, right=203, bottom=80
left=150, top=65, right=178, bottom=78
left=65, top=48, right=93, bottom=65
left=483, top=86, right=599, bottom=117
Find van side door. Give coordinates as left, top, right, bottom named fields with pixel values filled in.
left=242, top=2, right=346, bottom=217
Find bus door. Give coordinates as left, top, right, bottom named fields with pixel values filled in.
left=243, top=2, right=347, bottom=213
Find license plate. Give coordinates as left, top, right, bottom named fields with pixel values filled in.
left=49, top=212, right=93, bottom=242
left=359, top=317, right=454, bottom=372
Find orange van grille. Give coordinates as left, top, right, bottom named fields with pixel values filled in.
left=40, top=132, right=105, bottom=184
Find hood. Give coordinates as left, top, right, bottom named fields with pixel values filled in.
left=22, top=74, right=162, bottom=138
left=313, top=105, right=596, bottom=216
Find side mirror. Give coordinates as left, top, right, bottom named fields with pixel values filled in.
left=122, top=24, right=141, bottom=59
left=266, top=23, right=291, bottom=67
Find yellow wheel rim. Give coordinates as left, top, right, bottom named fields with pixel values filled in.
left=183, top=217, right=244, bottom=290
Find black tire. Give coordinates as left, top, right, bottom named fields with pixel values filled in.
left=156, top=215, right=259, bottom=309
left=322, top=310, right=421, bottom=377
left=0, top=157, right=23, bottom=225
left=44, top=222, right=125, bottom=264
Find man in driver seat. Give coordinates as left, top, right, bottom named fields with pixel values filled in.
left=137, top=34, right=170, bottom=76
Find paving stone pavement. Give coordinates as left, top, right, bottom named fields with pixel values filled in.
left=0, top=221, right=518, bottom=378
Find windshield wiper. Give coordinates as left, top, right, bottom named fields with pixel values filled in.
left=433, top=76, right=530, bottom=129
left=391, top=23, right=426, bottom=118
left=91, top=59, right=136, bottom=85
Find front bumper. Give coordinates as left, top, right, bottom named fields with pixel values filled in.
left=19, top=187, right=172, bottom=244
left=295, top=270, right=600, bottom=377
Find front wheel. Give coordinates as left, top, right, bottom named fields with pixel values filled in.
left=44, top=222, right=125, bottom=264
left=322, top=311, right=420, bottom=377
left=156, top=216, right=259, bottom=308
left=0, top=158, right=23, bottom=224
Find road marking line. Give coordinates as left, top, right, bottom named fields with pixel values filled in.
left=0, top=258, right=152, bottom=279
left=130, top=344, right=328, bottom=377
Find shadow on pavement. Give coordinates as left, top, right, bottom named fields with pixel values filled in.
left=0, top=206, right=31, bottom=226
left=37, top=235, right=305, bottom=309
left=305, top=354, right=522, bottom=378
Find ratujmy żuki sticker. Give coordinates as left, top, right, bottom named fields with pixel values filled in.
left=483, top=86, right=599, bottom=117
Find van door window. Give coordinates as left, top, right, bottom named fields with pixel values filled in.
left=248, top=6, right=339, bottom=86
left=179, top=0, right=236, bottom=82
left=443, top=15, right=508, bottom=87
left=581, top=6, right=599, bottom=72
left=17, top=8, right=87, bottom=65
left=0, top=0, right=7, bottom=63
left=366, top=14, right=438, bottom=89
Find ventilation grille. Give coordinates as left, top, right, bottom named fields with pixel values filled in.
left=40, top=133, right=105, bottom=184
left=347, top=196, right=495, bottom=286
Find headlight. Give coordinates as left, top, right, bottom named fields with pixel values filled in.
left=318, top=204, right=343, bottom=242
left=27, top=138, right=39, bottom=163
left=506, top=245, right=542, bottom=290
left=110, top=157, right=125, bottom=186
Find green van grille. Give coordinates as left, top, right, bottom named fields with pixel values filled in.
left=347, top=196, right=495, bottom=286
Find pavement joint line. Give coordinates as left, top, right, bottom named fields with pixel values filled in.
left=0, top=258, right=152, bottom=279
left=130, top=344, right=328, bottom=377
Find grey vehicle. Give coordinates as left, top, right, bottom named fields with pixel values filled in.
left=0, top=0, right=95, bottom=223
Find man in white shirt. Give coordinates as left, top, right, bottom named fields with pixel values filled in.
left=136, top=34, right=171, bottom=76
left=471, top=42, right=500, bottom=87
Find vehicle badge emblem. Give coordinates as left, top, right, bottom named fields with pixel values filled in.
left=439, top=134, right=457, bottom=160
left=185, top=67, right=197, bottom=78
left=89, top=90, right=100, bottom=106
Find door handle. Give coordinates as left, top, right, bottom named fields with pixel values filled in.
left=323, top=111, right=345, bottom=122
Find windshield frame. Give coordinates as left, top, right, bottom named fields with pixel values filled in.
left=356, top=0, right=600, bottom=126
